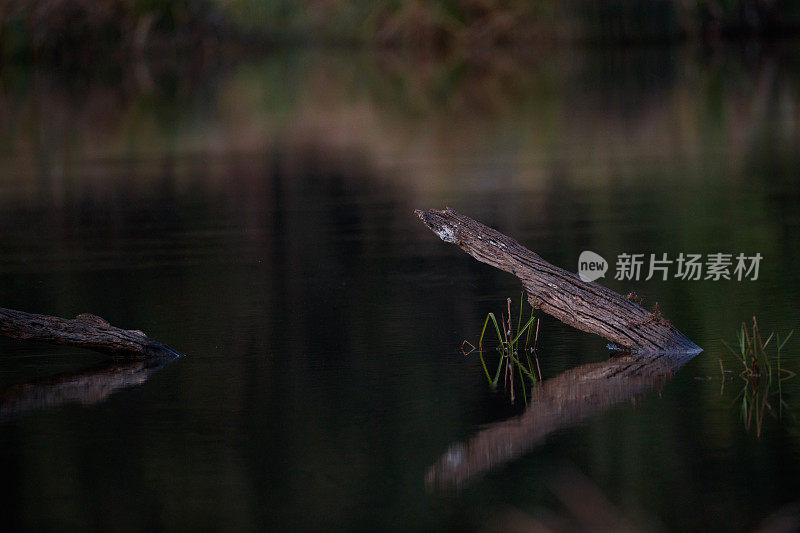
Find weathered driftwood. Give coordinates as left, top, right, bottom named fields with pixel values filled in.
left=0, top=307, right=180, bottom=359
left=0, top=358, right=170, bottom=420
left=426, top=351, right=695, bottom=489
left=416, top=208, right=701, bottom=353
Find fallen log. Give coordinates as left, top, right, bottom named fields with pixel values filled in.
left=415, top=208, right=701, bottom=353
left=426, top=351, right=695, bottom=489
left=0, top=307, right=181, bottom=359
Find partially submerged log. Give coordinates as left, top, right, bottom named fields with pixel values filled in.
left=0, top=307, right=180, bottom=359
left=415, top=208, right=701, bottom=353
left=426, top=351, right=695, bottom=489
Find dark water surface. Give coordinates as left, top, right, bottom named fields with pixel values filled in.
left=1, top=45, right=800, bottom=531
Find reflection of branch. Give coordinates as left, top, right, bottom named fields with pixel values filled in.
left=0, top=358, right=173, bottom=420
left=0, top=307, right=179, bottom=358
left=426, top=352, right=696, bottom=490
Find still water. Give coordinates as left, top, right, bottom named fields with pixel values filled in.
left=1, top=45, right=799, bottom=531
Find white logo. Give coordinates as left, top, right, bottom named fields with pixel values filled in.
left=578, top=250, right=608, bottom=282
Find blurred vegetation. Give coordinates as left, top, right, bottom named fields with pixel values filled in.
left=3, top=0, right=800, bottom=67
left=0, top=0, right=229, bottom=66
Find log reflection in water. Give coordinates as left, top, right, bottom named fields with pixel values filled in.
left=0, top=357, right=174, bottom=420
left=426, top=352, right=696, bottom=490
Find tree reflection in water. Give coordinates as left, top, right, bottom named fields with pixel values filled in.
left=427, top=352, right=696, bottom=490
left=0, top=356, right=176, bottom=420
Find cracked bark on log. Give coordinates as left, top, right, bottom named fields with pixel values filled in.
left=0, top=307, right=180, bottom=359
left=415, top=208, right=701, bottom=353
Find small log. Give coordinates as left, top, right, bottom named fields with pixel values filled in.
left=416, top=208, right=701, bottom=353
left=0, top=307, right=180, bottom=359
left=426, top=351, right=694, bottom=489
